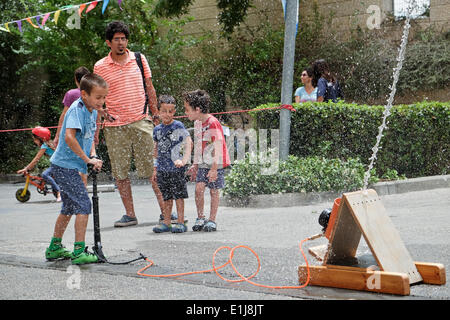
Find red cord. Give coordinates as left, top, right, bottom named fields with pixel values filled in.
left=0, top=105, right=294, bottom=133
left=137, top=236, right=313, bottom=289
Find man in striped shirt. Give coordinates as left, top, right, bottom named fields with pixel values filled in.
left=94, top=21, right=161, bottom=227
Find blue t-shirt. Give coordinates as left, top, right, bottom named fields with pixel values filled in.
left=50, top=98, right=97, bottom=174
left=317, top=77, right=343, bottom=103
left=40, top=143, right=54, bottom=157
left=294, top=86, right=317, bottom=102
left=153, top=120, right=190, bottom=172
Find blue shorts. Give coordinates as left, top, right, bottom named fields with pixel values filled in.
left=51, top=164, right=91, bottom=215
left=196, top=168, right=225, bottom=189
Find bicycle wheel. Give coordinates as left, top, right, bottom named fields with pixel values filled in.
left=16, top=188, right=31, bottom=202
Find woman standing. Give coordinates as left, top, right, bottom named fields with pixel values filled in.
left=312, top=59, right=343, bottom=103
left=294, top=67, right=317, bottom=103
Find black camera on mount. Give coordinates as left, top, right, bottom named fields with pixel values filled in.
left=318, top=208, right=332, bottom=232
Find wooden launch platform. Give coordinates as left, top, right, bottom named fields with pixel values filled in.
left=298, top=189, right=445, bottom=295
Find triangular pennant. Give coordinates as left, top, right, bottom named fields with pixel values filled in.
left=26, top=17, right=40, bottom=28
left=5, top=23, right=11, bottom=32
left=54, top=10, right=61, bottom=24
left=102, top=0, right=110, bottom=14
left=86, top=1, right=98, bottom=13
left=42, top=13, right=51, bottom=26
left=15, top=20, right=22, bottom=33
left=79, top=3, right=87, bottom=16
left=35, top=16, right=43, bottom=29
left=118, top=0, right=123, bottom=10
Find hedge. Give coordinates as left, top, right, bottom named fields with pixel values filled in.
left=250, top=101, right=450, bottom=178
left=223, top=154, right=378, bottom=197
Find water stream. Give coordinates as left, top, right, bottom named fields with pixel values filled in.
left=362, top=0, right=418, bottom=190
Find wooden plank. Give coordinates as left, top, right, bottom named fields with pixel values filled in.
left=308, top=244, right=327, bottom=262
left=342, top=189, right=422, bottom=284
left=326, top=264, right=370, bottom=272
left=324, top=195, right=361, bottom=265
left=298, top=265, right=410, bottom=295
left=415, top=262, right=446, bottom=285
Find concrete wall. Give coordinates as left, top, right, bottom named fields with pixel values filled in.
left=181, top=0, right=449, bottom=39
left=299, top=0, right=449, bottom=40
left=181, top=0, right=284, bottom=36
left=429, top=0, right=450, bottom=29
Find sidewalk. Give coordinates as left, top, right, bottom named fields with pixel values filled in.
left=221, top=174, right=450, bottom=208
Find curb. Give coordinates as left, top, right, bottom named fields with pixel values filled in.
left=220, top=174, right=450, bottom=208
left=3, top=173, right=449, bottom=208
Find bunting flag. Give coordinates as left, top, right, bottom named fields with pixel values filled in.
left=86, top=1, right=99, bottom=13
left=1, top=0, right=124, bottom=34
left=54, top=10, right=61, bottom=25
left=15, top=20, right=22, bottom=33
left=42, top=13, right=51, bottom=26
left=102, top=0, right=110, bottom=14
left=26, top=17, right=40, bottom=29
left=35, top=16, right=43, bottom=28
left=79, top=3, right=87, bottom=16
left=4, top=23, right=11, bottom=32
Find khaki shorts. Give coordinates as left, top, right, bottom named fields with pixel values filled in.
left=103, top=119, right=154, bottom=180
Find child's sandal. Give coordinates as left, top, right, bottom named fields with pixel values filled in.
left=153, top=223, right=171, bottom=233
left=171, top=223, right=187, bottom=233
left=203, top=220, right=217, bottom=232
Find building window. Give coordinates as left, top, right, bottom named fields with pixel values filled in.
left=393, top=0, right=430, bottom=19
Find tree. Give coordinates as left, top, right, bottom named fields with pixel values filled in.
left=0, top=0, right=199, bottom=172
left=153, top=0, right=253, bottom=37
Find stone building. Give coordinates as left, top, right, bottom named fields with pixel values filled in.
left=178, top=0, right=449, bottom=127
left=181, top=0, right=449, bottom=39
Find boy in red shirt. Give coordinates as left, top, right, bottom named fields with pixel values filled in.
left=184, top=90, right=230, bottom=232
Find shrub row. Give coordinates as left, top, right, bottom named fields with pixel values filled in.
left=250, top=101, right=450, bottom=178
left=223, top=154, right=377, bottom=197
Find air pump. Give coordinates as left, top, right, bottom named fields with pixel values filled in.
left=89, top=160, right=146, bottom=265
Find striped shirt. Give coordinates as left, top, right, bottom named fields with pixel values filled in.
left=94, top=50, right=152, bottom=126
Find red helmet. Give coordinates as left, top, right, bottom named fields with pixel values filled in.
left=32, top=126, right=51, bottom=141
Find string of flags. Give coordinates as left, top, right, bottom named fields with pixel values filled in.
left=0, top=0, right=123, bottom=33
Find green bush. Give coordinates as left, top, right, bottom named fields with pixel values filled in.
left=223, top=154, right=378, bottom=197
left=251, top=101, right=450, bottom=178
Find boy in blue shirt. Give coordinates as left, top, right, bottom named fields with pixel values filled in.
left=152, top=95, right=192, bottom=233
left=45, top=73, right=106, bottom=264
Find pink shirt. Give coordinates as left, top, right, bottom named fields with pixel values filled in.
left=94, top=50, right=152, bottom=126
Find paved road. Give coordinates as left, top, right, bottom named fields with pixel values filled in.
left=0, top=181, right=449, bottom=303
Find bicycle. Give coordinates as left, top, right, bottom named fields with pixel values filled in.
left=15, top=172, right=58, bottom=202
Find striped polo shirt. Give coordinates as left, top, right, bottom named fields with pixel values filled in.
left=94, top=50, right=152, bottom=126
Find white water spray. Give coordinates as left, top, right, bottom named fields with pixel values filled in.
left=362, top=0, right=417, bottom=190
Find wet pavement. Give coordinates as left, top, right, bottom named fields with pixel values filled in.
left=0, top=180, right=449, bottom=301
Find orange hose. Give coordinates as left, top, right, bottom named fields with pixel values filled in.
left=137, top=236, right=316, bottom=289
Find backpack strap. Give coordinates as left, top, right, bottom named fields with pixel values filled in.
left=135, top=52, right=149, bottom=115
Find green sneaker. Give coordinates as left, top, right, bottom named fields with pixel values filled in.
left=45, top=245, right=73, bottom=261
left=71, top=247, right=99, bottom=265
